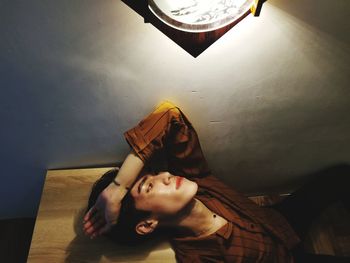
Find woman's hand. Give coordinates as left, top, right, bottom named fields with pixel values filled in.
left=83, top=183, right=125, bottom=239
left=83, top=150, right=144, bottom=239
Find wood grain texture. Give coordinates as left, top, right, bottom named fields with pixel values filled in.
left=249, top=196, right=350, bottom=257
left=28, top=168, right=350, bottom=262
left=303, top=202, right=350, bottom=256
left=27, top=168, right=176, bottom=263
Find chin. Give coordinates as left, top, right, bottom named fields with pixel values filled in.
left=192, top=181, right=199, bottom=194
left=186, top=180, right=198, bottom=198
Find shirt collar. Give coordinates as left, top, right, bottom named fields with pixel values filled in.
left=215, top=221, right=233, bottom=240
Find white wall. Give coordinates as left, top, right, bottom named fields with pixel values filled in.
left=0, top=0, right=349, bottom=219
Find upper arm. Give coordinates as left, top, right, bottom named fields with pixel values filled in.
left=124, top=101, right=211, bottom=179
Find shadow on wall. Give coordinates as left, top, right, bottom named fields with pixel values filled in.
left=0, top=165, right=47, bottom=219
left=268, top=0, right=349, bottom=44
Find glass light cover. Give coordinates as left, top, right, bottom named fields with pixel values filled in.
left=148, top=0, right=254, bottom=32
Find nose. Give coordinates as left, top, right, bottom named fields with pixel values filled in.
left=159, top=172, right=172, bottom=185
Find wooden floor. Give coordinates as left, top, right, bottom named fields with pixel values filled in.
left=2, top=167, right=349, bottom=262
left=249, top=195, right=350, bottom=257
left=26, top=167, right=176, bottom=263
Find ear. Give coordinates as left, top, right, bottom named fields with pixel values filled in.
left=135, top=218, right=159, bottom=235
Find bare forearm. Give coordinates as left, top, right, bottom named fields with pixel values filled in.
left=83, top=149, right=144, bottom=237
left=109, top=149, right=144, bottom=198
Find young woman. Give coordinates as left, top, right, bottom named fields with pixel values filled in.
left=83, top=101, right=349, bottom=262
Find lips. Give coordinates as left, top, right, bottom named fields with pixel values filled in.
left=176, top=176, right=183, bottom=189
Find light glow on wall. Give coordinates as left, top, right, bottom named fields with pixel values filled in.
left=148, top=0, right=254, bottom=32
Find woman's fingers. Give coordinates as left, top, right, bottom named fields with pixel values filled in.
left=87, top=218, right=106, bottom=238
left=82, top=188, right=122, bottom=238
left=83, top=211, right=100, bottom=230
left=83, top=206, right=98, bottom=222
left=83, top=206, right=104, bottom=237
left=83, top=206, right=99, bottom=231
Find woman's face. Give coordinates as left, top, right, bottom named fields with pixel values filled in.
left=130, top=171, right=198, bottom=215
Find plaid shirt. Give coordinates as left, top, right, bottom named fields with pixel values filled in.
left=124, top=101, right=300, bottom=263
left=171, top=176, right=298, bottom=263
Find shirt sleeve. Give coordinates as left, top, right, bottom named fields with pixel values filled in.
left=175, top=249, right=225, bottom=263
left=124, top=101, right=211, bottom=178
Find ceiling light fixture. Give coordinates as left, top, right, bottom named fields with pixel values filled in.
left=148, top=0, right=265, bottom=33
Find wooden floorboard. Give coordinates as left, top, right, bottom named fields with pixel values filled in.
left=27, top=167, right=176, bottom=263
left=1, top=168, right=348, bottom=262
left=304, top=202, right=350, bottom=256
left=249, top=196, right=350, bottom=257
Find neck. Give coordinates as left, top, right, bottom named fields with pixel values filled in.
left=160, top=198, right=220, bottom=237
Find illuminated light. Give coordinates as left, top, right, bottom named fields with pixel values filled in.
left=148, top=0, right=254, bottom=33
left=250, top=0, right=265, bottom=16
